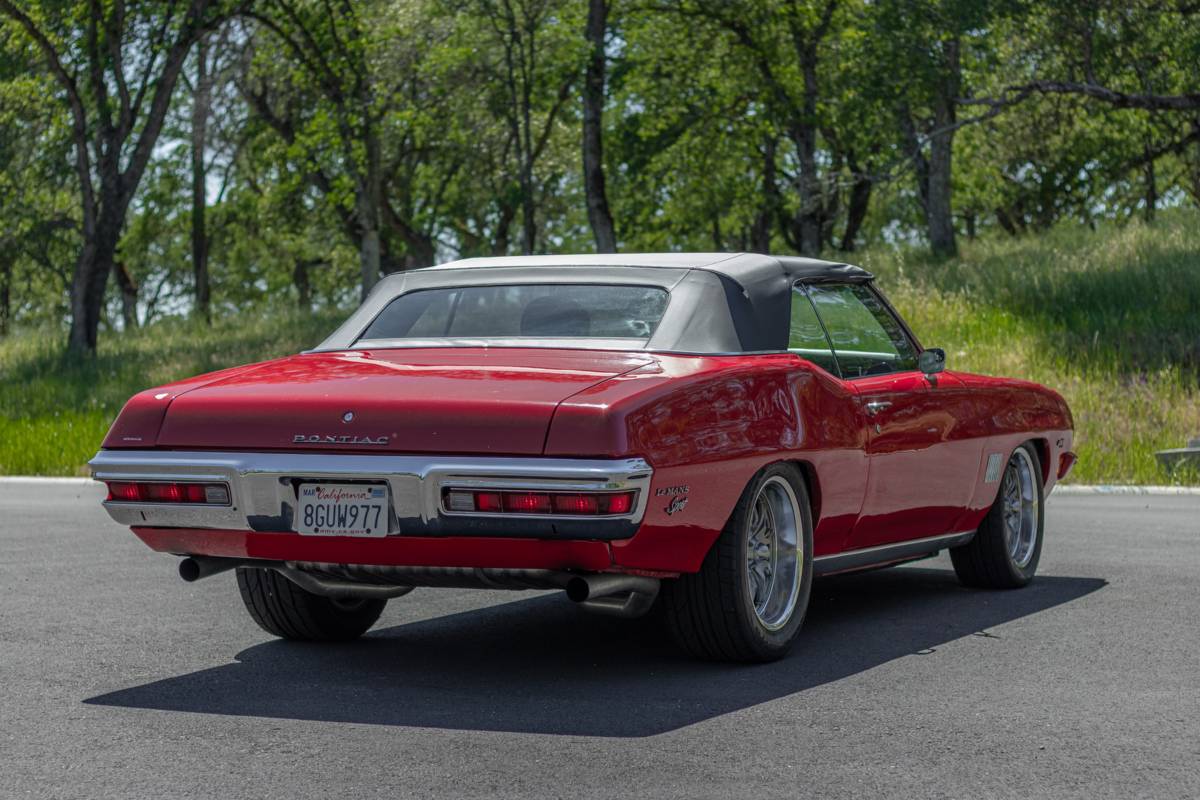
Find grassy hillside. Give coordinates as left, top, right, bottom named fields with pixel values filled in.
left=0, top=311, right=343, bottom=476
left=2, top=211, right=1198, bottom=482
left=859, top=211, right=1200, bottom=484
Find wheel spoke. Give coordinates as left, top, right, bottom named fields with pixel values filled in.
left=1001, top=449, right=1041, bottom=569
left=742, top=477, right=805, bottom=630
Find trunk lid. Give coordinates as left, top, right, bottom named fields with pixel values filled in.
left=155, top=348, right=653, bottom=455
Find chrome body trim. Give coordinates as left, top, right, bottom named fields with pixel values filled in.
left=813, top=530, right=975, bottom=576
left=89, top=450, right=652, bottom=536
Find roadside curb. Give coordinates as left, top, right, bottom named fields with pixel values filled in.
left=0, top=476, right=93, bottom=484
left=1053, top=484, right=1200, bottom=496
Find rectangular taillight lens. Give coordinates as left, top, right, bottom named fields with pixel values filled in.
left=442, top=489, right=637, bottom=516
left=105, top=481, right=231, bottom=505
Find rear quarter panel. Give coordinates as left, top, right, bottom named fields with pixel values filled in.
left=101, top=361, right=277, bottom=448
left=546, top=354, right=867, bottom=571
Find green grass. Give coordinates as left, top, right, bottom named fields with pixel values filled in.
left=0, top=310, right=344, bottom=475
left=2, top=210, right=1198, bottom=482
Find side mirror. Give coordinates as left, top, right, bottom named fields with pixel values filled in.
left=919, top=347, right=946, bottom=376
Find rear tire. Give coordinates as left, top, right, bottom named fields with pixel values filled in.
left=236, top=567, right=386, bottom=641
left=661, top=463, right=814, bottom=662
left=951, top=442, right=1045, bottom=589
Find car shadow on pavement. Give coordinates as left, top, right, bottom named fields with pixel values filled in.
left=85, top=567, right=1105, bottom=737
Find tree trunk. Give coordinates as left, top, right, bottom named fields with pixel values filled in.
left=819, top=152, right=842, bottom=250
left=356, top=131, right=383, bottom=300
left=926, top=138, right=956, bottom=256
left=293, top=259, right=312, bottom=311
left=113, top=261, right=139, bottom=329
left=191, top=36, right=213, bottom=322
left=840, top=166, right=872, bottom=252
left=519, top=148, right=537, bottom=255
left=493, top=201, right=515, bottom=255
left=401, top=233, right=436, bottom=269
left=358, top=221, right=381, bottom=300
left=751, top=136, right=778, bottom=253
left=926, top=38, right=960, bottom=257
left=68, top=197, right=123, bottom=352
left=995, top=207, right=1019, bottom=236
left=519, top=32, right=537, bottom=255
left=68, top=249, right=113, bottom=352
left=582, top=0, right=616, bottom=253
left=381, top=199, right=437, bottom=269
left=0, top=252, right=10, bottom=336
left=789, top=45, right=823, bottom=255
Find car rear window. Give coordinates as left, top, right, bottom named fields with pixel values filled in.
left=358, top=284, right=670, bottom=342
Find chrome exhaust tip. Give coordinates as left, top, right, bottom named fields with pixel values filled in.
left=565, top=574, right=660, bottom=618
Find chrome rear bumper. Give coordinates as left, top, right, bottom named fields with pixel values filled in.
left=89, top=450, right=653, bottom=540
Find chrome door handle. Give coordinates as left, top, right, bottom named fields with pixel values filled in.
left=864, top=400, right=893, bottom=416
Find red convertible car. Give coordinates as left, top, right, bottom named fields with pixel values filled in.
left=91, top=254, right=1075, bottom=662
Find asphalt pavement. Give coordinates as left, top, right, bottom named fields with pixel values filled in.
left=2, top=481, right=1198, bottom=799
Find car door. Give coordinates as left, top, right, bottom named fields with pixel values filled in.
left=801, top=282, right=977, bottom=549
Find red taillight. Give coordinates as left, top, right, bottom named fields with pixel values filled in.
left=553, top=493, right=599, bottom=514
left=1058, top=451, right=1077, bottom=480
left=504, top=492, right=552, bottom=513
left=104, top=481, right=230, bottom=505
left=144, top=482, right=182, bottom=502
left=442, top=489, right=637, bottom=516
left=476, top=492, right=503, bottom=512
left=107, top=481, right=142, bottom=502
left=603, top=491, right=634, bottom=514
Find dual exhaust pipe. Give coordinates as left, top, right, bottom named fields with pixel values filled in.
left=178, top=556, right=661, bottom=618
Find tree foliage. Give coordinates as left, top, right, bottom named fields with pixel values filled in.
left=0, top=0, right=1196, bottom=346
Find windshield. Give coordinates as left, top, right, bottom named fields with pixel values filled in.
left=357, top=284, right=670, bottom=344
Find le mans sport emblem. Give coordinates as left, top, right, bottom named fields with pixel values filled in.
left=657, top=485, right=690, bottom=515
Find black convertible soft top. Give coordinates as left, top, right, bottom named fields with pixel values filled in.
left=315, top=253, right=874, bottom=354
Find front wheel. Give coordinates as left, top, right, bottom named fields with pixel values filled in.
left=236, top=567, right=387, bottom=641
left=661, top=463, right=814, bottom=662
left=951, top=442, right=1045, bottom=589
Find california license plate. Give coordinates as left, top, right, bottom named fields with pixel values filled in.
left=295, top=483, right=389, bottom=537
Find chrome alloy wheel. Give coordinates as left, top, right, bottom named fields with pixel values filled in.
left=1002, top=447, right=1040, bottom=568
left=745, top=476, right=803, bottom=630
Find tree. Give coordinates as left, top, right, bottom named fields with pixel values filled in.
left=243, top=0, right=390, bottom=299
left=865, top=0, right=1008, bottom=257
left=0, top=0, right=243, bottom=352
left=181, top=29, right=240, bottom=321
left=0, top=39, right=77, bottom=335
left=649, top=0, right=848, bottom=255
left=461, top=0, right=584, bottom=254
left=582, top=0, right=616, bottom=251
left=241, top=1, right=457, bottom=295
left=186, top=31, right=220, bottom=322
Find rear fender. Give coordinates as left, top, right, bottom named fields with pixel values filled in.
left=550, top=354, right=865, bottom=572
left=101, top=362, right=273, bottom=449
